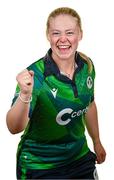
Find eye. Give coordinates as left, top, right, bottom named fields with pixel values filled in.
left=66, top=31, right=74, bottom=35
left=52, top=32, right=60, bottom=36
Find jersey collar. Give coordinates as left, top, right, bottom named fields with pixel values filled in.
left=43, top=48, right=84, bottom=82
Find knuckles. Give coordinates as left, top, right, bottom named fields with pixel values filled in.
left=16, top=69, right=34, bottom=89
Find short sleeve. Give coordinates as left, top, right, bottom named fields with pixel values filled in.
left=89, top=61, right=95, bottom=103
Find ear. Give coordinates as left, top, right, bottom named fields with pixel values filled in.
left=46, top=33, right=50, bottom=41
left=78, top=30, right=83, bottom=41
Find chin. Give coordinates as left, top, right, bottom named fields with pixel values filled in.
left=59, top=56, right=71, bottom=60
left=57, top=52, right=73, bottom=60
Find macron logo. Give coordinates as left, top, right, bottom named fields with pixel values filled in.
left=50, top=88, right=58, bottom=98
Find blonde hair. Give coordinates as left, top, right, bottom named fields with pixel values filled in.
left=46, top=7, right=82, bottom=35
left=46, top=7, right=93, bottom=73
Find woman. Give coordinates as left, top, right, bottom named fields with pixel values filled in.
left=6, top=7, right=106, bottom=179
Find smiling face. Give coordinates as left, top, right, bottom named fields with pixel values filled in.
left=47, top=14, right=82, bottom=61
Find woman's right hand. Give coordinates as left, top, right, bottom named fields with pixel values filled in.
left=16, top=69, right=34, bottom=99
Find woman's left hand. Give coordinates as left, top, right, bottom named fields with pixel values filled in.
left=94, top=141, right=106, bottom=164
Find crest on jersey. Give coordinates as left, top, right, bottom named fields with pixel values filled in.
left=87, top=76, right=93, bottom=89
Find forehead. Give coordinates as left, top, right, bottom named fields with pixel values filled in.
left=49, top=14, right=78, bottom=30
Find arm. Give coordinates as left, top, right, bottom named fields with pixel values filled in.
left=6, top=69, right=34, bottom=134
left=85, top=101, right=106, bottom=164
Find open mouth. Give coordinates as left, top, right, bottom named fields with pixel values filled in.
left=57, top=45, right=71, bottom=50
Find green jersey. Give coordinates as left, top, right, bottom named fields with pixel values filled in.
left=12, top=49, right=95, bottom=170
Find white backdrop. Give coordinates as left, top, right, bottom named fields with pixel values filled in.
left=0, top=0, right=114, bottom=179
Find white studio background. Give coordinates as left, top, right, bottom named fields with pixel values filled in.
left=0, top=0, right=114, bottom=179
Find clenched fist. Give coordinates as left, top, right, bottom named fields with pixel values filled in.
left=16, top=69, right=34, bottom=97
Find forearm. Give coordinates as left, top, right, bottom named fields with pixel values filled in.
left=85, top=101, right=100, bottom=145
left=6, top=95, right=30, bottom=134
left=85, top=101, right=106, bottom=163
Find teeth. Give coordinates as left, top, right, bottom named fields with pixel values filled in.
left=58, top=45, right=70, bottom=48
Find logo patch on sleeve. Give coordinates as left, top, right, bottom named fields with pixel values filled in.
left=87, top=76, right=93, bottom=89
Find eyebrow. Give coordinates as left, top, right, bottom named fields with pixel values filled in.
left=66, top=29, right=75, bottom=32
left=51, top=29, right=75, bottom=32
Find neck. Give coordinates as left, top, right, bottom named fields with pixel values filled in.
left=52, top=54, right=76, bottom=79
left=60, top=63, right=76, bottom=79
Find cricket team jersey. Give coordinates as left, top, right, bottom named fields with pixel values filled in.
left=12, top=49, right=95, bottom=171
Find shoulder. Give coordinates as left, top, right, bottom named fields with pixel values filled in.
left=78, top=51, right=95, bottom=74
left=27, top=58, right=44, bottom=72
left=27, top=58, right=45, bottom=84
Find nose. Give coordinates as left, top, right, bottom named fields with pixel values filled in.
left=59, top=34, right=67, bottom=42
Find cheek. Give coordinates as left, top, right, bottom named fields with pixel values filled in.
left=70, top=37, right=79, bottom=45
left=48, top=36, right=59, bottom=45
